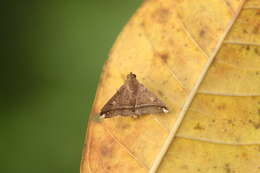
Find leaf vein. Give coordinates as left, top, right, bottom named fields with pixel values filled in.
left=101, top=124, right=149, bottom=170
left=198, top=91, right=260, bottom=96
left=176, top=135, right=260, bottom=146
left=224, top=41, right=260, bottom=47
left=177, top=14, right=210, bottom=58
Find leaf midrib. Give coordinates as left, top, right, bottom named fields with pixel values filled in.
left=149, top=1, right=247, bottom=173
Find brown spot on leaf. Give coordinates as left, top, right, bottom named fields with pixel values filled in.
left=155, top=52, right=169, bottom=64
left=243, top=29, right=248, bottom=34
left=199, top=29, right=206, bottom=37
left=217, top=103, right=226, bottom=110
left=194, top=123, right=204, bottom=130
left=100, top=144, right=113, bottom=158
left=253, top=23, right=260, bottom=34
left=242, top=152, right=248, bottom=159
left=255, top=48, right=260, bottom=56
left=248, top=119, right=260, bottom=129
left=246, top=45, right=250, bottom=51
left=158, top=90, right=164, bottom=97
left=160, top=53, right=169, bottom=63
left=224, top=163, right=232, bottom=173
left=152, top=8, right=170, bottom=24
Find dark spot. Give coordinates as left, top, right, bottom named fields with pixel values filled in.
left=199, top=29, right=206, bottom=37
left=255, top=48, right=260, bottom=56
left=197, top=168, right=201, bottom=172
left=161, top=80, right=168, bottom=85
left=243, top=29, right=248, bottom=34
left=246, top=45, right=250, bottom=51
left=242, top=152, right=248, bottom=159
left=212, top=119, right=216, bottom=123
left=253, top=23, right=260, bottom=34
left=100, top=145, right=113, bottom=157
left=106, top=166, right=111, bottom=170
left=258, top=109, right=260, bottom=116
left=213, top=166, right=217, bottom=169
left=194, top=123, right=204, bottom=130
left=159, top=52, right=169, bottom=63
left=158, top=90, right=164, bottom=97
left=152, top=8, right=170, bottom=23
left=248, top=119, right=260, bottom=129
left=224, top=163, right=231, bottom=173
left=256, top=11, right=260, bottom=15
left=217, top=104, right=226, bottom=110
left=228, top=120, right=233, bottom=124
left=256, top=72, right=259, bottom=75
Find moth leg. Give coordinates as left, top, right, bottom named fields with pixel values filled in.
left=132, top=115, right=139, bottom=119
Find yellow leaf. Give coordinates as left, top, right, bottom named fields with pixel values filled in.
left=81, top=0, right=260, bottom=172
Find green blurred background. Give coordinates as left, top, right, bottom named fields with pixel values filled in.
left=1, top=0, right=141, bottom=172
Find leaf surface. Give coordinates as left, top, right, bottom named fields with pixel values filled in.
left=81, top=0, right=260, bottom=172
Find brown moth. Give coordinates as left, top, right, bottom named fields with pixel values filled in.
left=100, top=72, right=168, bottom=118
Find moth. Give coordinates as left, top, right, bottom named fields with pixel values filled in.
left=100, top=72, right=168, bottom=118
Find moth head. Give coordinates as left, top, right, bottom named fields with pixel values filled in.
left=127, top=72, right=136, bottom=79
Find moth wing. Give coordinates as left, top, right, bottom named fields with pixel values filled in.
left=100, top=84, right=135, bottom=117
left=135, top=83, right=167, bottom=115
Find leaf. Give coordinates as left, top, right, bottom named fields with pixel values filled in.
left=81, top=0, right=260, bottom=172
